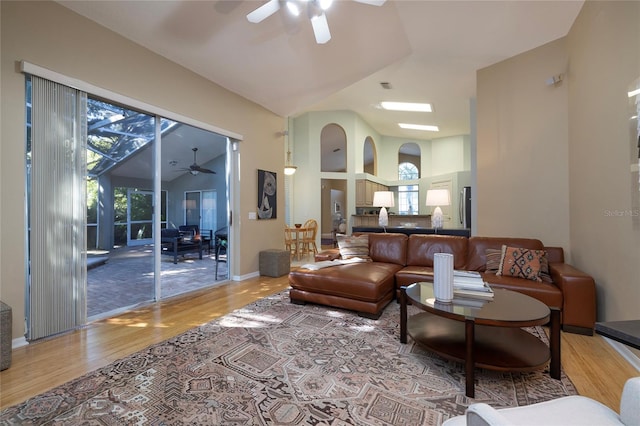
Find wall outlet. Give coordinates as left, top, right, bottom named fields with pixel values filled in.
left=248, top=211, right=257, bottom=220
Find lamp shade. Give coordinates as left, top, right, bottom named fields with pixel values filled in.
left=373, top=191, right=395, bottom=208
left=425, top=189, right=450, bottom=207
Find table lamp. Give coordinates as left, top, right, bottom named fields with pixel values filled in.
left=373, top=191, right=395, bottom=228
left=426, top=189, right=450, bottom=232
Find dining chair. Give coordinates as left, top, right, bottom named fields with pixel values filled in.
left=284, top=225, right=297, bottom=260
left=301, top=219, right=318, bottom=258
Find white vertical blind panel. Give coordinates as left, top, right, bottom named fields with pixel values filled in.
left=29, top=76, right=87, bottom=340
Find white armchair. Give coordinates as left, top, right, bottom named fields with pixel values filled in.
left=443, top=377, right=640, bottom=426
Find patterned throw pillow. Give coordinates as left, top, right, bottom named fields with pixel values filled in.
left=539, top=255, right=553, bottom=283
left=485, top=248, right=502, bottom=273
left=336, top=234, right=371, bottom=261
left=497, top=245, right=547, bottom=282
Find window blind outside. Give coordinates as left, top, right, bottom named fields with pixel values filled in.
left=28, top=76, right=87, bottom=340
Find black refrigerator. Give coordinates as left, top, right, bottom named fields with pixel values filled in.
left=459, top=186, right=471, bottom=229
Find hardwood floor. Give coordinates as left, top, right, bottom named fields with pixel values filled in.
left=1, top=273, right=637, bottom=413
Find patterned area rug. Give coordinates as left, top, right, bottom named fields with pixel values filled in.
left=1, top=291, right=577, bottom=425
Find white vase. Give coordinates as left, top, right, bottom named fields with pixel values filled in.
left=433, top=253, right=454, bottom=302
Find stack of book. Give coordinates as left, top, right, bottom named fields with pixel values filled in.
left=453, top=270, right=494, bottom=300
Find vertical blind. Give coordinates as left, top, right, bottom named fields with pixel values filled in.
left=28, top=76, right=87, bottom=340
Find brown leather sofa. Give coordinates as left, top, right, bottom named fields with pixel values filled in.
left=288, top=233, right=596, bottom=335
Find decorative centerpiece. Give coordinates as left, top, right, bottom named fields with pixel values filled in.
left=433, top=253, right=454, bottom=302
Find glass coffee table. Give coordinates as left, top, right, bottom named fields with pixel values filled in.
left=400, top=282, right=561, bottom=398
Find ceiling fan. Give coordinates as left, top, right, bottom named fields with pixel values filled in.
left=247, top=0, right=387, bottom=44
left=180, top=148, right=216, bottom=175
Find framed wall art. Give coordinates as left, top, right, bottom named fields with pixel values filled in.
left=257, top=169, right=277, bottom=219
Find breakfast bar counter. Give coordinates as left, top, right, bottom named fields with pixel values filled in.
left=352, top=214, right=432, bottom=228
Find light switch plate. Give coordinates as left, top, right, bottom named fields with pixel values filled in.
left=248, top=211, right=257, bottom=220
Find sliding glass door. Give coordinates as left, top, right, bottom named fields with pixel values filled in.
left=26, top=71, right=232, bottom=338
left=185, top=190, right=218, bottom=233
left=87, top=100, right=158, bottom=318
left=128, top=190, right=154, bottom=246
left=160, top=121, right=229, bottom=297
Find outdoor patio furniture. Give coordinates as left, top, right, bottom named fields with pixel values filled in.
left=161, top=228, right=203, bottom=264
left=214, top=226, right=228, bottom=279
left=178, top=225, right=212, bottom=254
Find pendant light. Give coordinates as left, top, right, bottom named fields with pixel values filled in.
left=283, top=127, right=297, bottom=175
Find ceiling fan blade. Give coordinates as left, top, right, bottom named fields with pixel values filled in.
left=310, top=13, right=331, bottom=44
left=247, top=0, right=280, bottom=23
left=353, top=0, right=386, bottom=6
left=194, top=166, right=216, bottom=174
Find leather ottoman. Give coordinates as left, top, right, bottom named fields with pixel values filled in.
left=288, top=262, right=402, bottom=319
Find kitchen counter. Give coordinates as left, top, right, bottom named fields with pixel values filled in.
left=352, top=214, right=431, bottom=228
left=352, top=226, right=471, bottom=237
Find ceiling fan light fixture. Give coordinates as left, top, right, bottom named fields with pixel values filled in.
left=318, top=0, right=333, bottom=10
left=286, top=1, right=301, bottom=16
left=181, top=147, right=216, bottom=175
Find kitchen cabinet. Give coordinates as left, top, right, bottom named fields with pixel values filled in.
left=355, top=180, right=366, bottom=206
left=356, top=179, right=388, bottom=207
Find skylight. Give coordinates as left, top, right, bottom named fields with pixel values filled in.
left=399, top=123, right=439, bottom=132
left=381, top=102, right=432, bottom=112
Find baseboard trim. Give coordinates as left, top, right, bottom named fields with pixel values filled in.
left=12, top=336, right=28, bottom=349
left=234, top=271, right=260, bottom=282
left=602, top=336, right=640, bottom=372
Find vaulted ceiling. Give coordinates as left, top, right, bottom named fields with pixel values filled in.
left=58, top=0, right=583, bottom=141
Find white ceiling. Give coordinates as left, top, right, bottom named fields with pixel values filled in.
left=58, top=0, right=583, bottom=141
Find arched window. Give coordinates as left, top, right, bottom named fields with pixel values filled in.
left=321, top=124, right=347, bottom=172
left=363, top=137, right=376, bottom=175
left=398, top=162, right=419, bottom=180
left=398, top=142, right=421, bottom=178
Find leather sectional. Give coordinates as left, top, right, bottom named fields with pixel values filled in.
left=288, top=233, right=597, bottom=335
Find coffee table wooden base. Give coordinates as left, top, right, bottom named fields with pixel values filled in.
left=408, top=313, right=552, bottom=398
left=400, top=284, right=560, bottom=398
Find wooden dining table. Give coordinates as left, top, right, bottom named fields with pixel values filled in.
left=290, top=226, right=309, bottom=260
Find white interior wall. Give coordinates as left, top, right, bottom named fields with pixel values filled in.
left=476, top=38, right=570, bottom=248
left=566, top=1, right=640, bottom=328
